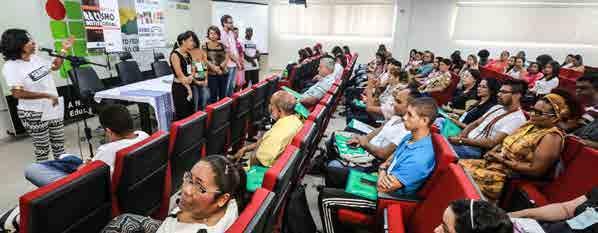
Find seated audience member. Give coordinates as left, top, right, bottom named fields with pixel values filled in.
left=342, top=45, right=352, bottom=64
left=324, top=88, right=420, bottom=184
left=314, top=43, right=324, bottom=56
left=574, top=75, right=598, bottom=148
left=405, top=50, right=423, bottom=71
left=446, top=78, right=500, bottom=129
left=333, top=54, right=346, bottom=79
left=504, top=56, right=516, bottom=74
left=506, top=57, right=526, bottom=79
left=535, top=54, right=554, bottom=69
left=368, top=52, right=386, bottom=77
left=406, top=49, right=418, bottom=67
left=101, top=155, right=245, bottom=233
left=485, top=50, right=510, bottom=73
left=561, top=54, right=575, bottom=68
left=550, top=89, right=583, bottom=133
left=24, top=104, right=149, bottom=187
left=460, top=93, right=570, bottom=202
left=478, top=49, right=490, bottom=67
left=444, top=69, right=481, bottom=116
left=318, top=98, right=438, bottom=233
left=411, top=50, right=435, bottom=80
left=300, top=57, right=337, bottom=107
left=428, top=56, right=443, bottom=78
left=363, top=64, right=409, bottom=121
left=418, top=58, right=452, bottom=94
left=522, top=62, right=544, bottom=88
left=516, top=50, right=530, bottom=67
left=449, top=80, right=527, bottom=159
left=298, top=49, right=309, bottom=64
left=331, top=46, right=343, bottom=57
left=459, top=54, right=479, bottom=77
left=435, top=199, right=513, bottom=233
left=450, top=50, right=466, bottom=73
left=570, top=54, right=585, bottom=73
left=509, top=186, right=598, bottom=233
left=531, top=61, right=560, bottom=96
left=304, top=47, right=314, bottom=57
left=232, top=91, right=303, bottom=167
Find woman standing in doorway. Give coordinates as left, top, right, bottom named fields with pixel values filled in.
left=0, top=29, right=72, bottom=162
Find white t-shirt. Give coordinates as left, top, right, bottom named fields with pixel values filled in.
left=532, top=77, right=559, bottom=95
left=467, top=105, right=526, bottom=140
left=380, top=102, right=396, bottom=120
left=370, top=116, right=408, bottom=148
left=93, top=130, right=150, bottom=174
left=157, top=200, right=238, bottom=233
left=242, top=39, right=259, bottom=71
left=2, top=55, right=59, bottom=112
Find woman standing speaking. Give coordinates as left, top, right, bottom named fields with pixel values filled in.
left=0, top=29, right=73, bottom=161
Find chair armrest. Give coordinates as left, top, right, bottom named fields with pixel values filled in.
left=378, top=192, right=421, bottom=202
left=386, top=205, right=406, bottom=233
left=377, top=193, right=420, bottom=224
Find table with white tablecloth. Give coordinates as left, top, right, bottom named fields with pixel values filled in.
left=94, top=75, right=175, bottom=132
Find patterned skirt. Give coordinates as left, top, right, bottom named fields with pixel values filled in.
left=459, top=159, right=511, bottom=202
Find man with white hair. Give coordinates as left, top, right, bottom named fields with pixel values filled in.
left=300, top=57, right=336, bottom=107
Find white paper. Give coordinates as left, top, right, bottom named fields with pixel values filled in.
left=41, top=97, right=64, bottom=121
left=349, top=119, right=375, bottom=134
left=511, top=218, right=546, bottom=233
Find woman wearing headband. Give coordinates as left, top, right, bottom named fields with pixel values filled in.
left=435, top=199, right=513, bottom=233
left=460, top=93, right=571, bottom=202
left=101, top=155, right=246, bottom=233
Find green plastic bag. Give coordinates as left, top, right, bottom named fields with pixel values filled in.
left=246, top=165, right=268, bottom=192
left=353, top=99, right=366, bottom=109
left=295, top=103, right=310, bottom=118
left=438, top=110, right=462, bottom=137
left=335, top=134, right=366, bottom=155
left=345, top=170, right=378, bottom=200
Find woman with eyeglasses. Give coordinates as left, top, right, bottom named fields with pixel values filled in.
left=434, top=199, right=513, bottom=233
left=101, top=155, right=246, bottom=233
left=459, top=93, right=571, bottom=202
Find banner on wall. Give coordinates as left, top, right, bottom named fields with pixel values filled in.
left=81, top=0, right=123, bottom=52
left=135, top=0, right=166, bottom=49
left=119, top=0, right=140, bottom=52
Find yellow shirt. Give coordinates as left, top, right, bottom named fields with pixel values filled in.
left=255, top=114, right=304, bottom=167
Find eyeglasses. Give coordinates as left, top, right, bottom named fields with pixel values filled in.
left=498, top=90, right=513, bottom=94
left=528, top=108, right=556, bottom=117
left=183, top=172, right=221, bottom=194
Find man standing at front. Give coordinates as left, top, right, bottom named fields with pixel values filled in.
left=243, top=27, right=260, bottom=88
left=220, top=14, right=241, bottom=96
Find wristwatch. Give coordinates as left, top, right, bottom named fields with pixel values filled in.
left=458, top=138, right=464, bottom=145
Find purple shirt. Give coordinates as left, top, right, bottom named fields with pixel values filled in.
left=220, top=28, right=238, bottom=68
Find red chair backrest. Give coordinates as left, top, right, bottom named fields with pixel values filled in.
left=112, top=131, right=171, bottom=219
left=542, top=144, right=598, bottom=204
left=417, top=133, right=459, bottom=197
left=225, top=188, right=276, bottom=233
left=205, top=97, right=233, bottom=155
left=408, top=164, right=482, bottom=233
left=20, top=161, right=112, bottom=233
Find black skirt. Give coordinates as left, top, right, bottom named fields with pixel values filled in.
left=172, top=82, right=194, bottom=121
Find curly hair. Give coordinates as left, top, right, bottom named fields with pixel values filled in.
left=0, top=29, right=30, bottom=61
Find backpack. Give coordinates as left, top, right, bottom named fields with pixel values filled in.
left=282, top=184, right=317, bottom=233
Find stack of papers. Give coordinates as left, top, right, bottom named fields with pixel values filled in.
left=348, top=119, right=375, bottom=134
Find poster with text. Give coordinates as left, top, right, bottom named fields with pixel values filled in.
left=135, top=0, right=166, bottom=49
left=119, top=0, right=139, bottom=52
left=82, top=0, right=123, bottom=52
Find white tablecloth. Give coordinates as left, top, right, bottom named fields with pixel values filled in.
left=94, top=75, right=175, bottom=131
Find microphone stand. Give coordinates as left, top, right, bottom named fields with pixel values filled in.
left=45, top=51, right=107, bottom=158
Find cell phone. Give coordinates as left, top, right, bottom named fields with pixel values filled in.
left=360, top=177, right=377, bottom=187
left=347, top=143, right=359, bottom=149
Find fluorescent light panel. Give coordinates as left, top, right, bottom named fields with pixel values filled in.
left=455, top=39, right=598, bottom=49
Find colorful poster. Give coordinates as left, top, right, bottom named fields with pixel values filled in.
left=135, top=0, right=166, bottom=49
left=119, top=0, right=140, bottom=52
left=81, top=0, right=123, bottom=52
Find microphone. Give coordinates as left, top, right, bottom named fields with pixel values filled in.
left=38, top=47, right=55, bottom=53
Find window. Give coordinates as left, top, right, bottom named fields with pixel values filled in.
left=453, top=1, right=598, bottom=46
left=272, top=0, right=395, bottom=39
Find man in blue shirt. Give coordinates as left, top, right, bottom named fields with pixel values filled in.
left=318, top=97, right=438, bottom=233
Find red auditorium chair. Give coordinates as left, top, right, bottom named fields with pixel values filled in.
left=261, top=145, right=302, bottom=233
left=19, top=161, right=112, bottom=233
left=248, top=81, right=269, bottom=138
left=558, top=68, right=584, bottom=96
left=169, top=111, right=207, bottom=194
left=205, top=97, right=233, bottom=155
left=278, top=66, right=296, bottom=89
left=231, top=88, right=255, bottom=152
left=430, top=72, right=460, bottom=106
left=225, top=188, right=276, bottom=233
left=308, top=104, right=328, bottom=141
left=336, top=132, right=459, bottom=228
left=265, top=75, right=280, bottom=104
left=112, top=130, right=171, bottom=219
left=291, top=120, right=319, bottom=178
left=504, top=136, right=598, bottom=210
left=384, top=164, right=483, bottom=233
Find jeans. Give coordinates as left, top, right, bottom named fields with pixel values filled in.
left=208, top=74, right=228, bottom=104
left=192, top=85, right=210, bottom=111
left=24, top=154, right=83, bottom=187
left=225, top=67, right=237, bottom=97
left=451, top=144, right=483, bottom=159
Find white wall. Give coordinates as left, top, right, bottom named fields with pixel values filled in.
left=393, top=0, right=598, bottom=66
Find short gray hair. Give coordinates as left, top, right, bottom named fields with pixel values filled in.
left=272, top=91, right=296, bottom=114
left=320, top=57, right=335, bottom=71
